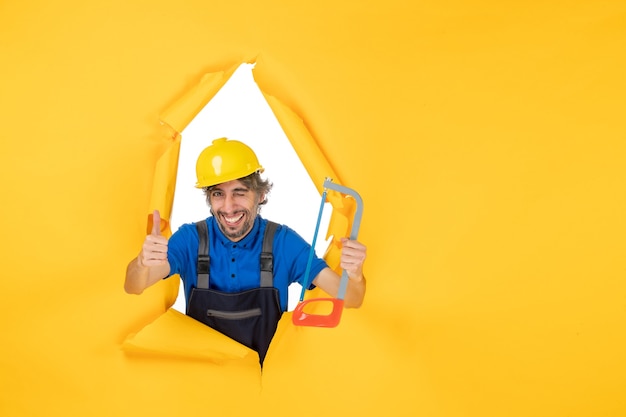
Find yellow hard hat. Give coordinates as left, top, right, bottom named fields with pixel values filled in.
left=195, top=137, right=264, bottom=188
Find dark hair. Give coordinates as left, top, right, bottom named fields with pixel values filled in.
left=203, top=172, right=273, bottom=207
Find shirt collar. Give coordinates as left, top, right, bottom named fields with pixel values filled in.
left=212, top=215, right=263, bottom=249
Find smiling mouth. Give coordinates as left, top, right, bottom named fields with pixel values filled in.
left=222, top=212, right=244, bottom=227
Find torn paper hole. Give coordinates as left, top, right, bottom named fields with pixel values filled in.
left=169, top=63, right=331, bottom=312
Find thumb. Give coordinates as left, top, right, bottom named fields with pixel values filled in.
left=151, top=210, right=161, bottom=236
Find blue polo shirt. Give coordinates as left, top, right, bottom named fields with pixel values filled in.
left=167, top=216, right=328, bottom=312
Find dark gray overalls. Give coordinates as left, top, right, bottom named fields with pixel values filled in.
left=186, top=220, right=282, bottom=366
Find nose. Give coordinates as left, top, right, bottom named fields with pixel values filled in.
left=223, top=193, right=236, bottom=212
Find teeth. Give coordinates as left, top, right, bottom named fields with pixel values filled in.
left=224, top=213, right=244, bottom=223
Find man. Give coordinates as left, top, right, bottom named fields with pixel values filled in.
left=125, top=137, right=366, bottom=364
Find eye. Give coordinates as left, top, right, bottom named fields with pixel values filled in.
left=211, top=190, right=223, bottom=198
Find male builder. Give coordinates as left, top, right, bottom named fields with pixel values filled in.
left=125, top=138, right=366, bottom=364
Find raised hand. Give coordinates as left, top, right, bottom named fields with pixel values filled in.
left=339, top=238, right=366, bottom=281
left=139, top=210, right=169, bottom=267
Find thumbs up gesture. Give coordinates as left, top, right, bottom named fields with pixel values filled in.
left=125, top=210, right=171, bottom=294
left=139, top=210, right=169, bottom=267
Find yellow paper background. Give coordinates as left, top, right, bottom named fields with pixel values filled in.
left=1, top=1, right=625, bottom=416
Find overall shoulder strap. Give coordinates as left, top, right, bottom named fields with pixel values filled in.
left=260, top=221, right=278, bottom=287
left=195, top=220, right=210, bottom=289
